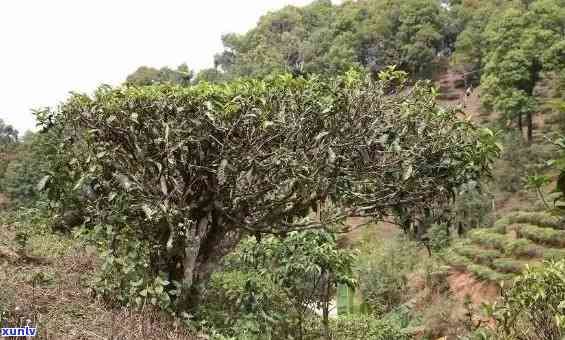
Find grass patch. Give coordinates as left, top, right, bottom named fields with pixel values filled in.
left=28, top=232, right=76, bottom=258
left=0, top=212, right=197, bottom=340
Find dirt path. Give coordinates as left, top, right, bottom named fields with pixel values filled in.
left=0, top=192, right=9, bottom=210
left=447, top=271, right=500, bottom=306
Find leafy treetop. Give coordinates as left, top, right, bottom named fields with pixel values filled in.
left=43, top=68, right=499, bottom=311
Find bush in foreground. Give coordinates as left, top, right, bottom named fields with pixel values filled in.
left=486, top=260, right=565, bottom=339
left=42, top=68, right=499, bottom=312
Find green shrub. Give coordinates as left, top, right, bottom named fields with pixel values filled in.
left=382, top=304, right=422, bottom=335
left=485, top=260, right=565, bottom=339
left=453, top=187, right=496, bottom=229
left=452, top=243, right=501, bottom=265
left=0, top=132, right=57, bottom=207
left=356, top=236, right=419, bottom=316
left=507, top=211, right=565, bottom=230
left=428, top=223, right=451, bottom=251
left=516, top=224, right=565, bottom=247
left=203, top=270, right=293, bottom=339
left=474, top=250, right=503, bottom=266
left=45, top=67, right=499, bottom=314
left=201, top=231, right=357, bottom=339
left=503, top=238, right=540, bottom=258
left=329, top=315, right=409, bottom=340
left=494, top=133, right=554, bottom=194
left=468, top=263, right=513, bottom=282
left=91, top=225, right=173, bottom=311
left=542, top=247, right=565, bottom=261
left=492, top=217, right=510, bottom=234
left=491, top=259, right=525, bottom=274
left=468, top=229, right=509, bottom=251
left=443, top=251, right=473, bottom=271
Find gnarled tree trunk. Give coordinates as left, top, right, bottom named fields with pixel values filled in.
left=164, top=212, right=242, bottom=311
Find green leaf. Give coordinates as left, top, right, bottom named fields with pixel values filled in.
left=36, top=175, right=51, bottom=191
left=402, top=164, right=413, bottom=181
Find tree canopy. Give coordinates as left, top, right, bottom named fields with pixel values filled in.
left=0, top=118, right=19, bottom=191
left=480, top=0, right=565, bottom=141
left=0, top=118, right=18, bottom=150
left=213, top=0, right=450, bottom=79
left=126, top=63, right=194, bottom=86
left=43, top=69, right=499, bottom=312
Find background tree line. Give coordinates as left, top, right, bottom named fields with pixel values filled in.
left=127, top=0, right=564, bottom=143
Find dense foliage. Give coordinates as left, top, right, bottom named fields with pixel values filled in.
left=479, top=0, right=565, bottom=141
left=486, top=260, right=565, bottom=339
left=203, top=230, right=356, bottom=339
left=0, top=132, right=59, bottom=205
left=41, top=68, right=498, bottom=313
left=0, top=118, right=18, bottom=192
left=212, top=0, right=449, bottom=79
left=126, top=64, right=193, bottom=86
left=356, top=235, right=420, bottom=316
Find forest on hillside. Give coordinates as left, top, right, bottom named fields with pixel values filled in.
left=1, top=0, right=565, bottom=339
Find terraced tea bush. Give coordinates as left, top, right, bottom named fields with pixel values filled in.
left=516, top=224, right=565, bottom=247
left=542, top=247, right=565, bottom=260
left=468, top=229, right=509, bottom=251
left=467, top=263, right=513, bottom=282
left=503, top=239, right=541, bottom=258
left=329, top=315, right=409, bottom=340
left=474, top=250, right=504, bottom=266
left=507, top=211, right=565, bottom=230
left=467, top=228, right=544, bottom=259
left=492, top=217, right=510, bottom=234
left=452, top=244, right=482, bottom=259
left=443, top=251, right=473, bottom=271
left=452, top=243, right=501, bottom=265
left=491, top=259, right=525, bottom=274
